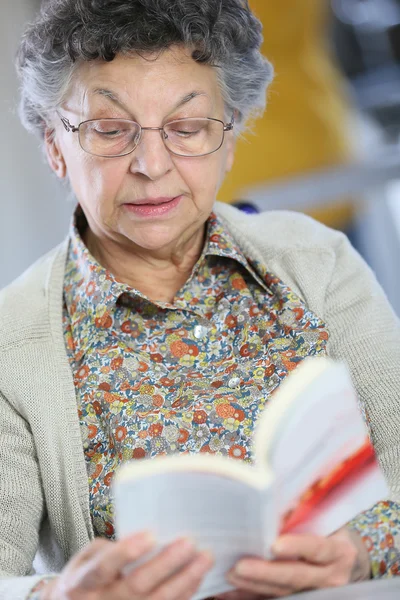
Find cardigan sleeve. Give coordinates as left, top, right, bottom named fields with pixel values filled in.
left=323, top=232, right=400, bottom=494
left=0, top=391, right=56, bottom=599
left=321, top=232, right=400, bottom=577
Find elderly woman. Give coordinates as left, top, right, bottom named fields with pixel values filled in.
left=1, top=0, right=400, bottom=599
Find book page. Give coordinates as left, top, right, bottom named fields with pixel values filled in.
left=256, top=360, right=388, bottom=533
left=115, top=470, right=277, bottom=600
left=287, top=456, right=388, bottom=535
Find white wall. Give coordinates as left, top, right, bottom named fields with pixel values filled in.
left=0, top=0, right=73, bottom=289
left=354, top=191, right=400, bottom=316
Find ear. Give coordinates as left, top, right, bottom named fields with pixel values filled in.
left=224, top=110, right=239, bottom=174
left=44, top=128, right=67, bottom=179
left=224, top=130, right=236, bottom=174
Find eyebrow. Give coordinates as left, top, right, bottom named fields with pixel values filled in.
left=91, top=88, right=209, bottom=114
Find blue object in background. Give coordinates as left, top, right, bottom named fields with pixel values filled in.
left=232, top=201, right=260, bottom=214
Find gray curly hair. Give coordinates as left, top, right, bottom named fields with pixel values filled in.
left=17, top=0, right=273, bottom=139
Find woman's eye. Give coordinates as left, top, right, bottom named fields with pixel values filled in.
left=95, top=129, right=122, bottom=136
left=174, top=129, right=200, bottom=137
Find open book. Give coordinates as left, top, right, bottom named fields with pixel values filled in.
left=114, top=357, right=388, bottom=600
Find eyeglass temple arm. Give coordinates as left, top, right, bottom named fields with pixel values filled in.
left=224, top=113, right=235, bottom=132
left=60, top=115, right=79, bottom=133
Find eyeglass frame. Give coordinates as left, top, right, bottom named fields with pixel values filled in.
left=58, top=113, right=235, bottom=158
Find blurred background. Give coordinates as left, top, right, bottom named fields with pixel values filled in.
left=1, top=0, right=400, bottom=313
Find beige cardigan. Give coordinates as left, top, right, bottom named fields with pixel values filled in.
left=1, top=203, right=400, bottom=599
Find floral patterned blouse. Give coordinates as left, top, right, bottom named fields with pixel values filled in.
left=63, top=211, right=329, bottom=535
left=28, top=210, right=400, bottom=598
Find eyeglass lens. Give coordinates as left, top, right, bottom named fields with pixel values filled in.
left=79, top=118, right=225, bottom=157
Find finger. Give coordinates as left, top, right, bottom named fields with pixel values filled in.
left=118, top=547, right=213, bottom=599
left=228, top=559, right=329, bottom=592
left=153, top=550, right=214, bottom=600
left=272, top=534, right=338, bottom=565
left=123, top=537, right=198, bottom=595
left=68, top=531, right=155, bottom=591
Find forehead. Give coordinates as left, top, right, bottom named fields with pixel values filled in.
left=68, top=46, right=223, bottom=114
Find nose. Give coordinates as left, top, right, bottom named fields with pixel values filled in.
left=129, top=128, right=174, bottom=180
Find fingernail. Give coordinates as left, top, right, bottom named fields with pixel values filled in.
left=138, top=531, right=156, bottom=547
left=271, top=540, right=283, bottom=556
left=196, top=550, right=214, bottom=570
left=177, top=537, right=196, bottom=552
left=271, top=540, right=298, bottom=560
left=232, top=562, right=249, bottom=577
left=201, top=549, right=214, bottom=563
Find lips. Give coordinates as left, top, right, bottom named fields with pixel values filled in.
left=122, top=195, right=183, bottom=217
left=125, top=197, right=177, bottom=206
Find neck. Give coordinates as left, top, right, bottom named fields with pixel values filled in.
left=84, top=225, right=206, bottom=304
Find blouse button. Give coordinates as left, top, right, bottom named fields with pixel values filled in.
left=194, top=325, right=207, bottom=339
left=228, top=376, right=241, bottom=388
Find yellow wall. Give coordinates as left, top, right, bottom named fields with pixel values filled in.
left=219, top=1, right=354, bottom=227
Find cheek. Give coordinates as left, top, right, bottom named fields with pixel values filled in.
left=92, top=161, right=125, bottom=199
left=178, top=155, right=226, bottom=205
left=68, top=154, right=127, bottom=214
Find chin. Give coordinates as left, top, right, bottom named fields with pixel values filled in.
left=126, top=229, right=180, bottom=251
left=119, top=216, right=200, bottom=252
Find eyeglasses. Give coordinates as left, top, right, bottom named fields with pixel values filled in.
left=59, top=114, right=234, bottom=158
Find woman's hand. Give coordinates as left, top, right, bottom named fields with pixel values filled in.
left=41, top=531, right=213, bottom=600
left=220, top=527, right=371, bottom=599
